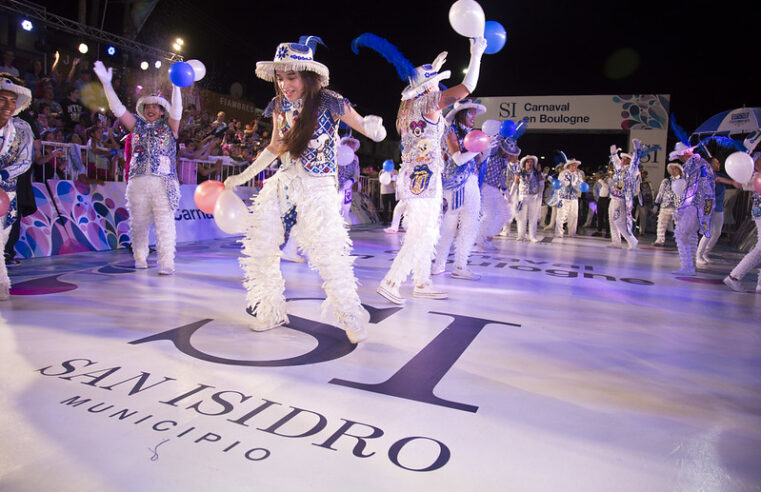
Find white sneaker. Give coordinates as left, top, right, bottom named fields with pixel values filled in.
left=158, top=265, right=174, bottom=275
left=653, top=240, right=664, bottom=246
left=134, top=259, right=148, bottom=269
left=339, top=310, right=369, bottom=344
left=281, top=253, right=306, bottom=263
left=0, top=282, right=10, bottom=301
left=473, top=241, right=494, bottom=251
left=529, top=237, right=540, bottom=243
left=413, top=282, right=448, bottom=299
left=723, top=276, right=745, bottom=292
left=672, top=268, right=696, bottom=277
left=377, top=282, right=405, bottom=305
left=451, top=267, right=481, bottom=281
left=384, top=227, right=398, bottom=234
left=699, top=255, right=713, bottom=264
left=431, top=265, right=446, bottom=276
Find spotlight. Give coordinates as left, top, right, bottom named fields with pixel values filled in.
left=172, top=43, right=182, bottom=51
left=176, top=38, right=184, bottom=46
left=107, top=46, right=116, bottom=56
left=21, top=19, right=33, bottom=31
left=78, top=43, right=89, bottom=54
left=154, top=60, right=162, bottom=69
left=140, top=61, right=149, bottom=71
left=462, top=68, right=468, bottom=75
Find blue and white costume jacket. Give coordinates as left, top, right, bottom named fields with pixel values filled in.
left=556, top=169, right=582, bottom=208
left=129, top=117, right=180, bottom=210
left=678, top=154, right=715, bottom=237
left=609, top=149, right=642, bottom=232
left=655, top=177, right=682, bottom=209
left=0, top=118, right=33, bottom=228
left=396, top=92, right=444, bottom=201
left=263, top=90, right=348, bottom=233
left=482, top=151, right=508, bottom=191
left=440, top=123, right=479, bottom=211
left=515, top=167, right=544, bottom=212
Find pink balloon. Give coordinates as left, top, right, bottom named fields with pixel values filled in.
left=754, top=173, right=761, bottom=194
left=194, top=180, right=225, bottom=214
left=0, top=189, right=9, bottom=217
left=464, top=130, right=489, bottom=153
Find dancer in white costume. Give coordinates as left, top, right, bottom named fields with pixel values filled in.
left=607, top=141, right=642, bottom=249
left=476, top=136, right=519, bottom=248
left=653, top=162, right=683, bottom=245
left=0, top=74, right=33, bottom=300
left=724, top=156, right=761, bottom=293
left=432, top=99, right=488, bottom=280
left=352, top=33, right=488, bottom=303
left=696, top=157, right=738, bottom=265
left=223, top=37, right=387, bottom=343
left=93, top=61, right=182, bottom=274
left=555, top=158, right=583, bottom=238
left=669, top=142, right=715, bottom=276
left=514, top=155, right=544, bottom=242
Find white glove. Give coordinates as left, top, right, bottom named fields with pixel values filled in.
left=452, top=151, right=479, bottom=165
left=224, top=148, right=277, bottom=189
left=362, top=115, right=386, bottom=142
left=609, top=144, right=618, bottom=155
left=93, top=61, right=125, bottom=118
left=462, top=37, right=487, bottom=93
left=170, top=85, right=183, bottom=121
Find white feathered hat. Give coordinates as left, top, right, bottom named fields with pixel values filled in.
left=401, top=52, right=451, bottom=101
left=520, top=155, right=538, bottom=167
left=136, top=93, right=170, bottom=121
left=564, top=158, right=581, bottom=169
left=0, top=75, right=32, bottom=116
left=255, top=36, right=330, bottom=87
left=666, top=162, right=684, bottom=174
left=668, top=141, right=696, bottom=161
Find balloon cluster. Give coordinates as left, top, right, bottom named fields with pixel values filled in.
left=194, top=180, right=248, bottom=234
left=169, top=59, right=207, bottom=88
left=449, top=0, right=507, bottom=54
left=481, top=119, right=517, bottom=138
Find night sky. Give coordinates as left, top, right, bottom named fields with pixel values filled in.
left=32, top=0, right=760, bottom=168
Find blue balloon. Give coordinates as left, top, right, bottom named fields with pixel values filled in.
left=552, top=179, right=562, bottom=189
left=169, top=61, right=195, bottom=88
left=484, top=21, right=507, bottom=55
left=382, top=160, right=394, bottom=172
left=580, top=182, right=590, bottom=192
left=500, top=120, right=516, bottom=138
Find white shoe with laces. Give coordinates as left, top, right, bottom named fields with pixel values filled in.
left=723, top=276, right=745, bottom=292
left=413, top=282, right=448, bottom=299
left=451, top=267, right=481, bottom=281
left=377, top=282, right=405, bottom=305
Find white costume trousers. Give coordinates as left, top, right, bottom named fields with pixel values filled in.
left=240, top=173, right=367, bottom=327
left=383, top=189, right=442, bottom=288
left=729, top=217, right=761, bottom=285
left=609, top=197, right=637, bottom=247
left=434, top=175, right=481, bottom=272
left=389, top=199, right=408, bottom=231
left=477, top=183, right=510, bottom=242
left=555, top=199, right=579, bottom=237
left=516, top=194, right=542, bottom=240
left=674, top=207, right=701, bottom=271
left=655, top=207, right=677, bottom=243
left=696, top=210, right=724, bottom=260
left=126, top=176, right=176, bottom=269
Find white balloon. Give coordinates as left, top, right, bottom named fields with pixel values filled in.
left=671, top=178, right=686, bottom=196
left=481, top=119, right=500, bottom=137
left=187, top=59, right=206, bottom=82
left=336, top=144, right=355, bottom=167
left=379, top=172, right=391, bottom=186
left=725, top=151, right=754, bottom=184
left=448, top=0, right=486, bottom=38
left=213, top=190, right=249, bottom=234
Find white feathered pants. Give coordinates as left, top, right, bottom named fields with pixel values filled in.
left=555, top=199, right=579, bottom=237
left=609, top=197, right=637, bottom=247
left=126, top=176, right=176, bottom=269
left=516, top=194, right=542, bottom=240
left=240, top=173, right=367, bottom=327
left=655, top=207, right=677, bottom=243
left=433, top=175, right=480, bottom=272
left=674, top=207, right=700, bottom=271
left=729, top=217, right=761, bottom=285
left=477, top=183, right=510, bottom=243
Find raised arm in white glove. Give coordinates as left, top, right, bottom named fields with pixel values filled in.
left=170, top=85, right=183, bottom=121
left=93, top=61, right=126, bottom=118
left=223, top=148, right=278, bottom=190
left=462, top=37, right=488, bottom=93
left=362, top=115, right=386, bottom=142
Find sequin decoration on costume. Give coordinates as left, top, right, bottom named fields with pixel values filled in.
left=410, top=165, right=433, bottom=195
left=128, top=118, right=180, bottom=209
left=282, top=205, right=297, bottom=238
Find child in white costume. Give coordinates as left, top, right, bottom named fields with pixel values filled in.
left=555, top=158, right=583, bottom=238
left=0, top=75, right=33, bottom=300
left=224, top=37, right=387, bottom=343
left=93, top=61, right=182, bottom=275
left=352, top=33, right=488, bottom=304
left=514, top=155, right=544, bottom=242
left=653, top=162, right=683, bottom=245
left=432, top=99, right=489, bottom=280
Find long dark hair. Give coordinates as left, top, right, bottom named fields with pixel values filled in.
left=277, top=71, right=322, bottom=157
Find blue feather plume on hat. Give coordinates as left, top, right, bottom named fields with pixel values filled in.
left=669, top=113, right=690, bottom=146
left=351, top=33, right=416, bottom=83
left=298, top=35, right=327, bottom=54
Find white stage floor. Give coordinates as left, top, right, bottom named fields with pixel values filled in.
left=1, top=228, right=760, bottom=491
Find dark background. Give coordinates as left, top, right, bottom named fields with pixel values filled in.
left=25, top=0, right=761, bottom=172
